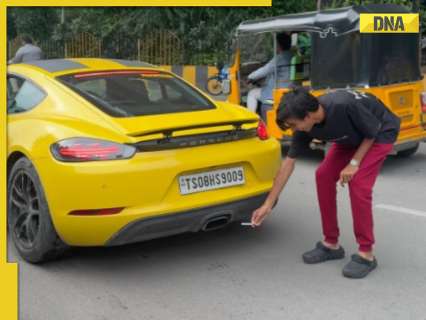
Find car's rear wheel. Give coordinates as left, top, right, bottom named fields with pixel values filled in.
left=8, top=157, right=68, bottom=263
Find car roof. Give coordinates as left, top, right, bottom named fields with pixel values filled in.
left=8, top=58, right=160, bottom=78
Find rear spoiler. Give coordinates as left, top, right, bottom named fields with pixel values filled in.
left=127, top=119, right=259, bottom=138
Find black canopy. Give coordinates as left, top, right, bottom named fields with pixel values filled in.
left=237, top=4, right=421, bottom=89
left=237, top=4, right=415, bottom=36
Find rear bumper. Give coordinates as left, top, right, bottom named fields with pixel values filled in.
left=106, top=192, right=268, bottom=246
left=285, top=135, right=426, bottom=153
left=33, top=137, right=280, bottom=246
left=307, top=139, right=425, bottom=154
left=392, top=139, right=423, bottom=153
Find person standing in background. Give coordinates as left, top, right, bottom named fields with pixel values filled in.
left=9, top=35, right=43, bottom=64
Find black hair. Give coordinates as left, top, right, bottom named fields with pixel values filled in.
left=276, top=32, right=291, bottom=51
left=21, top=35, right=33, bottom=44
left=276, top=87, right=319, bottom=130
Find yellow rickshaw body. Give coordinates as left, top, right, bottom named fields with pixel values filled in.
left=227, top=4, right=426, bottom=152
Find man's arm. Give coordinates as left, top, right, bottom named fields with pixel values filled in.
left=339, top=96, right=382, bottom=185
left=339, top=138, right=374, bottom=186
left=352, top=138, right=375, bottom=164
left=9, top=48, right=24, bottom=64
left=251, top=130, right=309, bottom=226
left=251, top=156, right=296, bottom=226
left=247, top=57, right=275, bottom=81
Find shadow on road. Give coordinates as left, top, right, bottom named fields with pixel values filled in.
left=9, top=217, right=288, bottom=276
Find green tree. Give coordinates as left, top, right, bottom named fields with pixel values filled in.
left=7, top=1, right=425, bottom=61
left=8, top=8, right=59, bottom=41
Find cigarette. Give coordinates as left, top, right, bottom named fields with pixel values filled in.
left=241, top=222, right=253, bottom=226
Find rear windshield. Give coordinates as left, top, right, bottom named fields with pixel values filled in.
left=58, top=70, right=215, bottom=117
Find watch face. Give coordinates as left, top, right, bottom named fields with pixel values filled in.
left=350, top=159, right=359, bottom=166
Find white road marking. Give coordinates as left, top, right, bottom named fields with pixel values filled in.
left=375, top=204, right=426, bottom=218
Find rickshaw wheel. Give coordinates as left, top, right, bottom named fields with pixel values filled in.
left=206, top=76, right=223, bottom=96
left=397, top=143, right=419, bottom=157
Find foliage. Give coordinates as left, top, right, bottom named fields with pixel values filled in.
left=7, top=1, right=424, bottom=63
left=8, top=8, right=59, bottom=41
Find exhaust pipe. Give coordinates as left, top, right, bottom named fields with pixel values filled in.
left=202, top=215, right=231, bottom=231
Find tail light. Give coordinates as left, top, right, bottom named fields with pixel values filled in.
left=256, top=120, right=269, bottom=140
left=421, top=92, right=426, bottom=113
left=51, top=138, right=136, bottom=162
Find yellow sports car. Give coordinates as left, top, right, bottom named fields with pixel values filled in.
left=7, top=58, right=281, bottom=263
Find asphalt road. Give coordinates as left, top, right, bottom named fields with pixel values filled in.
left=9, top=143, right=426, bottom=320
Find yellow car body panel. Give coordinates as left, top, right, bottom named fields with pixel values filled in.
left=35, top=137, right=280, bottom=245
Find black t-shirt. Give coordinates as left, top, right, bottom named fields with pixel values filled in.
left=287, top=90, right=401, bottom=159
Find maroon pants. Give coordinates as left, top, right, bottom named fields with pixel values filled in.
left=315, top=143, right=393, bottom=252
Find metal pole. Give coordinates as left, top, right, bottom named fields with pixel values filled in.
left=61, top=7, right=66, bottom=58
left=61, top=8, right=65, bottom=24
left=412, top=0, right=421, bottom=73
left=273, top=32, right=278, bottom=91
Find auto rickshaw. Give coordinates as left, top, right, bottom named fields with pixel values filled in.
left=224, top=3, right=426, bottom=156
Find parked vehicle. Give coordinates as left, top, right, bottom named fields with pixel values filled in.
left=226, top=3, right=426, bottom=156
left=7, top=58, right=281, bottom=262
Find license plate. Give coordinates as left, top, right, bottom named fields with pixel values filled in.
left=179, top=167, right=245, bottom=195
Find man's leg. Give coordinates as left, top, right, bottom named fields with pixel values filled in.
left=316, top=144, right=355, bottom=246
left=303, top=144, right=354, bottom=264
left=342, top=144, right=393, bottom=279
left=246, top=87, right=262, bottom=113
left=348, top=143, right=393, bottom=254
left=260, top=103, right=273, bottom=123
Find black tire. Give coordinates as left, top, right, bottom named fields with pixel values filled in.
left=8, top=157, right=68, bottom=263
left=397, top=143, right=419, bottom=158
left=205, top=76, right=223, bottom=96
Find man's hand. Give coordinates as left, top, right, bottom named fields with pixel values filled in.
left=338, top=138, right=373, bottom=187
left=339, top=164, right=359, bottom=187
left=251, top=204, right=272, bottom=227
left=249, top=157, right=296, bottom=228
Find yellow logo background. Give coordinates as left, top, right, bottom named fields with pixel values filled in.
left=360, top=13, right=419, bottom=33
